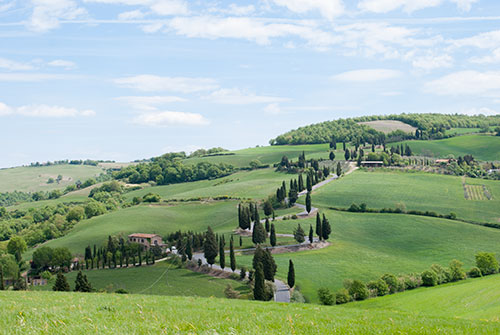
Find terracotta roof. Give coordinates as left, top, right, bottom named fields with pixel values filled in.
left=128, top=233, right=160, bottom=238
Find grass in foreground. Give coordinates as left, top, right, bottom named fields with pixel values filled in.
left=243, top=210, right=500, bottom=302
left=1, top=287, right=498, bottom=334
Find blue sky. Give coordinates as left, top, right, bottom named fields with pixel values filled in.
left=0, top=0, right=499, bottom=167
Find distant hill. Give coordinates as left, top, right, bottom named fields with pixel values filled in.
left=270, top=113, right=500, bottom=145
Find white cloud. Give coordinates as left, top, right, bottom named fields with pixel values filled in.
left=264, top=103, right=284, bottom=115
left=460, top=107, right=498, bottom=116
left=0, top=102, right=95, bottom=117
left=48, top=59, right=76, bottom=69
left=0, top=57, right=34, bottom=71
left=132, top=111, right=209, bottom=126
left=116, top=95, right=187, bottom=110
left=358, top=0, right=477, bottom=13
left=118, top=10, right=146, bottom=20
left=114, top=75, right=218, bottom=93
left=272, top=0, right=344, bottom=21
left=83, top=0, right=188, bottom=16
left=470, top=48, right=500, bottom=64
left=332, top=69, right=402, bottom=82
left=165, top=16, right=338, bottom=49
left=0, top=1, right=15, bottom=13
left=206, top=88, right=289, bottom=105
left=452, top=30, right=500, bottom=49
left=29, top=0, right=87, bottom=32
left=424, top=71, right=500, bottom=96
left=222, top=4, right=255, bottom=16
left=410, top=53, right=453, bottom=70
left=381, top=91, right=402, bottom=96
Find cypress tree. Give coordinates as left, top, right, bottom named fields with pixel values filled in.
left=53, top=272, right=70, bottom=292
left=252, top=221, right=266, bottom=245
left=253, top=263, right=266, bottom=301
left=263, top=199, right=273, bottom=217
left=230, top=236, right=236, bottom=272
left=309, top=224, right=314, bottom=243
left=252, top=246, right=265, bottom=270
left=265, top=218, right=270, bottom=233
left=287, top=259, right=295, bottom=288
left=262, top=249, right=277, bottom=281
left=204, top=226, right=218, bottom=266
left=125, top=250, right=129, bottom=268
left=344, top=149, right=350, bottom=161
left=239, top=236, right=242, bottom=247
left=186, top=236, right=193, bottom=261
left=107, top=235, right=115, bottom=254
left=316, top=213, right=322, bottom=240
left=343, top=141, right=346, bottom=151
left=219, top=238, right=225, bottom=269
left=372, top=143, right=375, bottom=152
left=270, top=223, right=277, bottom=247
left=336, top=162, right=342, bottom=176
left=293, top=224, right=305, bottom=243
left=329, top=151, right=335, bottom=161
left=249, top=203, right=255, bottom=222
left=243, top=206, right=251, bottom=230
left=0, top=266, right=4, bottom=290
left=322, top=214, right=332, bottom=240
left=254, top=204, right=260, bottom=224
left=238, top=204, right=242, bottom=228
left=298, top=174, right=304, bottom=192
left=306, top=174, right=312, bottom=192
left=75, top=271, right=92, bottom=292
left=282, top=181, right=287, bottom=199
left=305, top=192, right=312, bottom=214
left=84, top=245, right=92, bottom=270
left=138, top=250, right=142, bottom=266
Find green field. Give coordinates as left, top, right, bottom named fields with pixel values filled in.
left=239, top=210, right=500, bottom=302
left=445, top=128, right=482, bottom=135
left=34, top=201, right=240, bottom=255
left=184, top=144, right=332, bottom=168
left=0, top=164, right=105, bottom=193
left=2, top=278, right=499, bottom=334
left=125, top=168, right=297, bottom=201
left=350, top=274, right=500, bottom=322
left=394, top=134, right=500, bottom=161
left=33, top=261, right=249, bottom=298
left=309, top=169, right=500, bottom=224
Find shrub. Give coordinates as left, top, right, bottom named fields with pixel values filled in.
left=475, top=252, right=499, bottom=275
left=239, top=266, right=246, bottom=280
left=381, top=273, right=400, bottom=293
left=142, top=193, right=161, bottom=203
left=114, top=289, right=128, bottom=294
left=468, top=267, right=482, bottom=278
left=318, top=288, right=335, bottom=305
left=349, top=280, right=369, bottom=301
left=290, top=289, right=306, bottom=303
left=367, top=279, right=389, bottom=297
left=449, top=259, right=466, bottom=282
left=335, top=288, right=351, bottom=304
left=402, top=273, right=422, bottom=290
left=430, top=264, right=451, bottom=284
left=224, top=284, right=240, bottom=299
left=421, top=270, right=438, bottom=287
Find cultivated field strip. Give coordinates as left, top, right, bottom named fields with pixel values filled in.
left=463, top=184, right=492, bottom=201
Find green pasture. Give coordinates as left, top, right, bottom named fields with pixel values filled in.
left=0, top=164, right=105, bottom=193
left=184, top=144, right=332, bottom=167
left=239, top=210, right=500, bottom=302
left=309, top=169, right=500, bottom=224
left=1, top=288, right=498, bottom=334
left=394, top=134, right=500, bottom=161
left=33, top=261, right=249, bottom=298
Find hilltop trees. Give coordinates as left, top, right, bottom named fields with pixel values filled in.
left=204, top=227, right=218, bottom=266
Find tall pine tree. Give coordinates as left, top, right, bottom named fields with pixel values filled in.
left=305, top=192, right=312, bottom=214
left=253, top=263, right=266, bottom=301
left=316, top=213, right=322, bottom=240
left=270, top=223, right=277, bottom=247
left=230, top=236, right=236, bottom=272
left=287, top=259, right=295, bottom=288
left=309, top=224, right=314, bottom=243
left=322, top=214, right=332, bottom=240
left=204, top=226, right=218, bottom=266
left=53, top=272, right=70, bottom=292
left=219, top=238, right=225, bottom=269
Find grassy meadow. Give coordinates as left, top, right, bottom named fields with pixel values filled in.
left=309, top=169, right=500, bottom=224
left=183, top=144, right=332, bottom=167
left=33, top=261, right=249, bottom=298
left=124, top=168, right=297, bottom=201
left=0, top=164, right=105, bottom=193
left=239, top=210, right=500, bottom=302
left=2, top=282, right=499, bottom=334
left=394, top=134, right=500, bottom=161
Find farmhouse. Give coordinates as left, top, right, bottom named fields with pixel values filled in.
left=435, top=159, right=451, bottom=164
left=128, top=233, right=165, bottom=250
left=360, top=161, right=384, bottom=167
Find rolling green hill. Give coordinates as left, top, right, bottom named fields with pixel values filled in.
left=2, top=276, right=500, bottom=334
left=239, top=210, right=500, bottom=302
left=33, top=261, right=250, bottom=298
left=394, top=134, right=500, bottom=161
left=309, top=169, right=500, bottom=224
left=0, top=164, right=105, bottom=193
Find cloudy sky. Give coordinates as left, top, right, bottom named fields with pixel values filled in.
left=0, top=0, right=499, bottom=167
